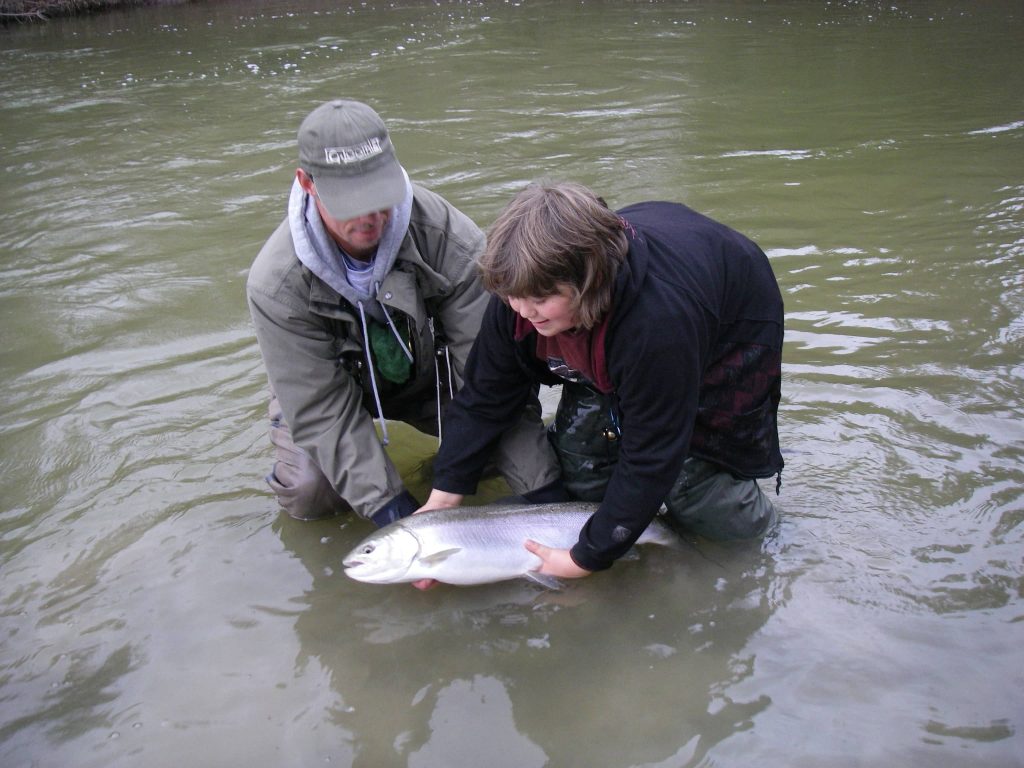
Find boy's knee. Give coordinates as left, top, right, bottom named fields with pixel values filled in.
left=663, top=459, right=777, bottom=541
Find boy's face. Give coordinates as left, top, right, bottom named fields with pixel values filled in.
left=508, top=285, right=578, bottom=336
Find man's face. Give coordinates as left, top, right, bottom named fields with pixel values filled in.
left=314, top=195, right=389, bottom=260
left=296, top=168, right=390, bottom=260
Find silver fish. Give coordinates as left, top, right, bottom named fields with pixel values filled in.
left=342, top=502, right=678, bottom=586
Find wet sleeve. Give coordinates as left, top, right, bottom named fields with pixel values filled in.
left=570, top=302, right=711, bottom=571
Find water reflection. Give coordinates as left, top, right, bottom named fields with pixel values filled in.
left=408, top=675, right=546, bottom=768
left=278, top=511, right=783, bottom=766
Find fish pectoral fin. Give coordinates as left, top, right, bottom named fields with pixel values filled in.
left=524, top=572, right=563, bottom=590
left=418, top=547, right=462, bottom=567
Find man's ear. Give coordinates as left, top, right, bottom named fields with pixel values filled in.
left=296, top=168, right=315, bottom=194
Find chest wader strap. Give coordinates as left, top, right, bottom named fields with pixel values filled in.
left=548, top=380, right=620, bottom=501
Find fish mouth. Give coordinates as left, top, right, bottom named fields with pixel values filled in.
left=343, top=563, right=398, bottom=584
left=343, top=559, right=375, bottom=577
left=343, top=562, right=372, bottom=578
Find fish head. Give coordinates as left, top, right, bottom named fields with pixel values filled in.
left=342, top=526, right=421, bottom=584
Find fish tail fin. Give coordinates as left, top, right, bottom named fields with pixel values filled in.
left=641, top=517, right=683, bottom=548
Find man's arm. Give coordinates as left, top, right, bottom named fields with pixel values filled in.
left=247, top=273, right=404, bottom=520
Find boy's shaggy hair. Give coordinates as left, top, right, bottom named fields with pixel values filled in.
left=479, top=181, right=627, bottom=330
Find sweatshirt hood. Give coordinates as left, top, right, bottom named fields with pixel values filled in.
left=287, top=168, right=414, bottom=314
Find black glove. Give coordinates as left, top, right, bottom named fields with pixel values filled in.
left=370, top=490, right=420, bottom=528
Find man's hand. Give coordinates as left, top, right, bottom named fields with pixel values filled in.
left=524, top=540, right=592, bottom=579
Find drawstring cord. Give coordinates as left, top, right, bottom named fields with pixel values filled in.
left=358, top=287, right=445, bottom=448
left=430, top=318, right=454, bottom=445
left=375, top=282, right=414, bottom=364
left=358, top=286, right=453, bottom=449
left=357, top=286, right=415, bottom=447
left=356, top=300, right=390, bottom=446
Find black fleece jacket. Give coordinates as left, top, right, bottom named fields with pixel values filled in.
left=433, top=201, right=784, bottom=571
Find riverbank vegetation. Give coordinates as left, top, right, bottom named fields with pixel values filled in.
left=1, top=0, right=184, bottom=22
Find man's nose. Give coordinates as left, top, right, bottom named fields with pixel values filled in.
left=353, top=211, right=385, bottom=226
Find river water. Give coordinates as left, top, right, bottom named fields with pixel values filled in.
left=1, top=1, right=1022, bottom=766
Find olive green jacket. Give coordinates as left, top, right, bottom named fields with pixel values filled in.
left=246, top=183, right=491, bottom=518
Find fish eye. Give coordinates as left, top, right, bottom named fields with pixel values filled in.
left=361, top=544, right=375, bottom=555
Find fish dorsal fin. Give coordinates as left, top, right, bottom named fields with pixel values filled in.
left=418, top=547, right=461, bottom=566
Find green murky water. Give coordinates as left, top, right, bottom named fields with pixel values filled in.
left=1, top=2, right=1021, bottom=766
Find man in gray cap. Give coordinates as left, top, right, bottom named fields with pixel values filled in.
left=247, top=100, right=562, bottom=527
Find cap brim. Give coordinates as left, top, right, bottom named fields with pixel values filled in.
left=314, top=162, right=407, bottom=221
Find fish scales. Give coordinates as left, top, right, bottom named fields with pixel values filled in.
left=342, top=502, right=677, bottom=586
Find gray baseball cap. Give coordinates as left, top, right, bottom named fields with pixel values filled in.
left=297, top=100, right=406, bottom=220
